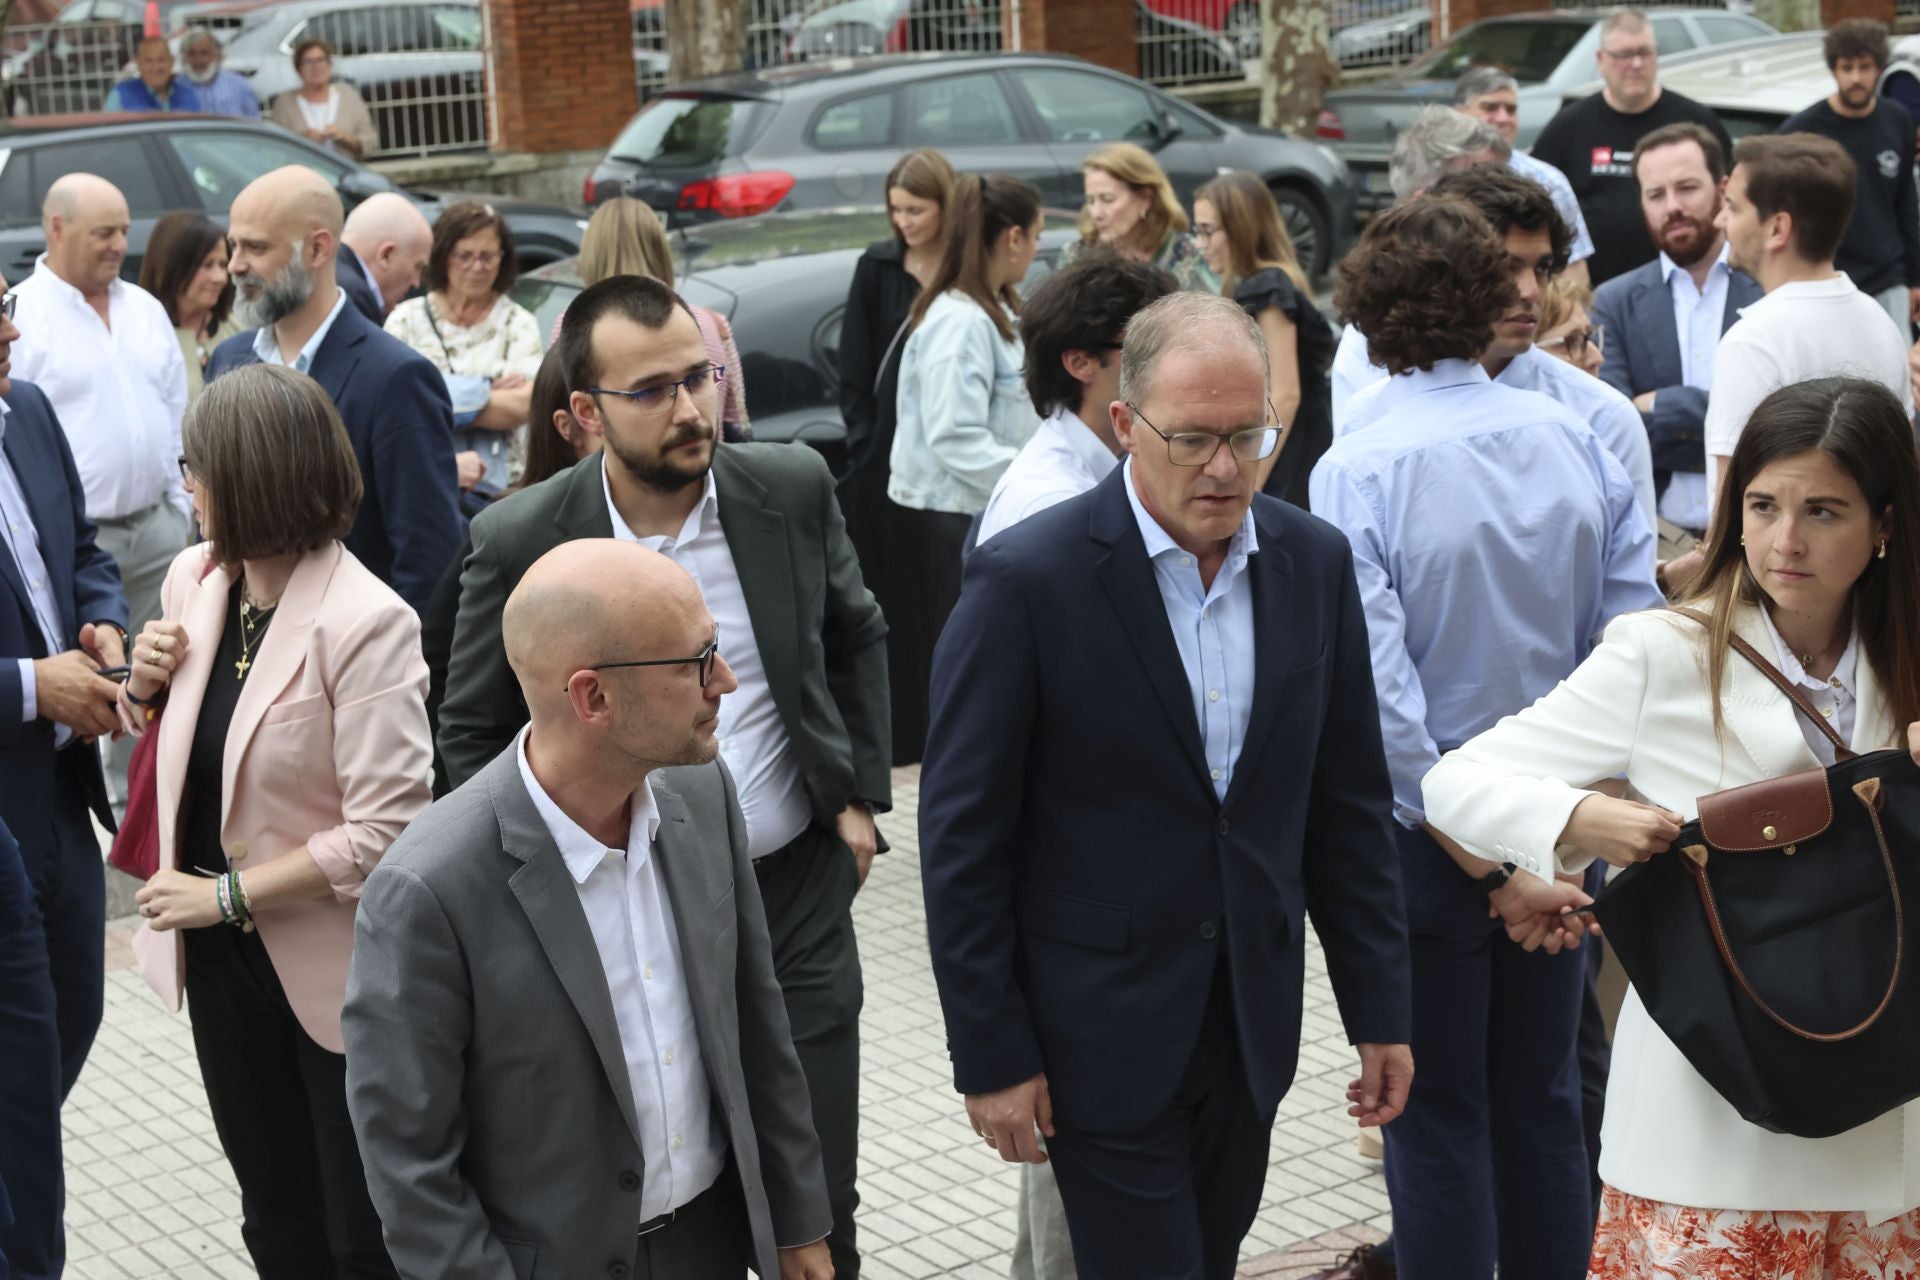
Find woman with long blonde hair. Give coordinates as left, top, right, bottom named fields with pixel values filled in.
left=1069, top=142, right=1215, bottom=292
left=1193, top=171, right=1333, bottom=506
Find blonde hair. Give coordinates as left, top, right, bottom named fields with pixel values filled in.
left=1539, top=275, right=1592, bottom=336
left=1078, top=142, right=1188, bottom=256
left=1194, top=171, right=1311, bottom=300
left=578, top=197, right=675, bottom=288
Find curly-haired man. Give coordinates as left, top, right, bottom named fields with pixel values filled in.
left=1306, top=194, right=1662, bottom=1280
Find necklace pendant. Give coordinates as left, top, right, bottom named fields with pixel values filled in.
left=235, top=653, right=251, bottom=680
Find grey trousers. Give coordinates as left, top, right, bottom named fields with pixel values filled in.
left=1010, top=1144, right=1079, bottom=1280
left=93, top=500, right=190, bottom=803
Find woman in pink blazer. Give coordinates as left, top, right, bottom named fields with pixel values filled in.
left=121, top=364, right=428, bottom=1280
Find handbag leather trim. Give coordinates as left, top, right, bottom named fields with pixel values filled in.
left=1696, top=766, right=1833, bottom=851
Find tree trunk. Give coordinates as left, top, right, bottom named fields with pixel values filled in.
left=0, top=0, right=16, bottom=120
left=665, top=0, right=748, bottom=81
left=1260, top=0, right=1334, bottom=137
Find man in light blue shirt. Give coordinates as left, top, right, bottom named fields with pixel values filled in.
left=1311, top=195, right=1659, bottom=1280
left=180, top=29, right=262, bottom=119
left=1454, top=65, right=1597, bottom=287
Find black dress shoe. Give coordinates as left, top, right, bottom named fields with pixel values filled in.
left=1302, top=1242, right=1396, bottom=1280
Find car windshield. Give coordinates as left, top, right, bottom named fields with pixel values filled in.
left=609, top=94, right=769, bottom=168
left=1407, top=19, right=1590, bottom=83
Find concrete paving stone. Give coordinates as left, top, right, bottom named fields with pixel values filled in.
left=901, top=1229, right=979, bottom=1271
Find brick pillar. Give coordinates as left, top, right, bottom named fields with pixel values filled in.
left=1006, top=0, right=1138, bottom=79
left=1822, top=0, right=1895, bottom=25
left=1427, top=0, right=1537, bottom=46
left=487, top=0, right=637, bottom=154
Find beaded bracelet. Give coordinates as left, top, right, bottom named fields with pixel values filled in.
left=215, top=873, right=235, bottom=926
left=230, top=871, right=254, bottom=931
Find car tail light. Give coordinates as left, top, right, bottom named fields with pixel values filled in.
left=885, top=15, right=909, bottom=52
left=583, top=174, right=599, bottom=204
left=678, top=171, right=797, bottom=219
left=1315, top=109, right=1344, bottom=140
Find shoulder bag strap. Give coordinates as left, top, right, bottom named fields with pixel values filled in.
left=874, top=315, right=911, bottom=398
left=1672, top=607, right=1855, bottom=760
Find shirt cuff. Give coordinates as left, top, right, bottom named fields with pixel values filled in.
left=18, top=657, right=35, bottom=723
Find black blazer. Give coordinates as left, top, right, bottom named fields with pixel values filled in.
left=334, top=241, right=385, bottom=325
left=207, top=300, right=465, bottom=614
left=0, top=381, right=127, bottom=844
left=919, top=469, right=1411, bottom=1135
left=438, top=446, right=892, bottom=819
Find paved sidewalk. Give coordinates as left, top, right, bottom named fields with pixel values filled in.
left=63, top=767, right=1389, bottom=1278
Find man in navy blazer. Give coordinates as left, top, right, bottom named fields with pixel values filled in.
left=0, top=277, right=129, bottom=1280
left=1589, top=122, right=1762, bottom=545
left=207, top=165, right=462, bottom=614
left=920, top=293, right=1413, bottom=1278
left=332, top=239, right=384, bottom=325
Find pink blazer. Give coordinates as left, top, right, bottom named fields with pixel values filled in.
left=123, top=540, right=432, bottom=1053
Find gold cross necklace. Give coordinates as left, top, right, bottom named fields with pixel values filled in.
left=235, top=586, right=279, bottom=680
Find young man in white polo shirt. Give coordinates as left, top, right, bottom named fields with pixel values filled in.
left=1704, top=133, right=1910, bottom=519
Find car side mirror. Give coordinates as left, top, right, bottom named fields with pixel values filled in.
left=1148, top=111, right=1184, bottom=151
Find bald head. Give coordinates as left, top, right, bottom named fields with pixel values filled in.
left=233, top=165, right=345, bottom=241
left=42, top=174, right=129, bottom=295
left=342, top=193, right=434, bottom=310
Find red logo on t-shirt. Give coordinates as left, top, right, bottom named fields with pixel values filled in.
left=1591, top=146, right=1614, bottom=169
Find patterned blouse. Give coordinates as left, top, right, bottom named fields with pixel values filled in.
left=385, top=292, right=545, bottom=486
left=1061, top=229, right=1219, bottom=294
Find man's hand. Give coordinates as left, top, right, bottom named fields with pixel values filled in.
left=32, top=649, right=120, bottom=737
left=1656, top=545, right=1707, bottom=598
left=494, top=372, right=529, bottom=391
left=1488, top=868, right=1593, bottom=954
left=1633, top=390, right=1657, bottom=413
left=1563, top=793, right=1683, bottom=868
left=965, top=1072, right=1053, bottom=1164
left=81, top=621, right=125, bottom=671
left=777, top=1241, right=833, bottom=1280
left=835, top=803, right=878, bottom=889
left=1347, top=1044, right=1413, bottom=1128
left=454, top=450, right=485, bottom=490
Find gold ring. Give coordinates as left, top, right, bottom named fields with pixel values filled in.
left=150, top=648, right=164, bottom=663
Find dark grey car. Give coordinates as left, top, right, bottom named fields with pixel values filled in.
left=586, top=51, right=1355, bottom=277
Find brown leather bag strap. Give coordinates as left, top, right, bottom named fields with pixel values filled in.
left=1672, top=608, right=1855, bottom=760
left=1684, top=779, right=1903, bottom=1042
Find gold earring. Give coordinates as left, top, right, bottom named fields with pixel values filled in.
left=1878, top=538, right=1889, bottom=559
left=1739, top=535, right=1746, bottom=546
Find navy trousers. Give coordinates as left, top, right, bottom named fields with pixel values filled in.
left=0, top=753, right=105, bottom=1280
left=1381, top=825, right=1592, bottom=1280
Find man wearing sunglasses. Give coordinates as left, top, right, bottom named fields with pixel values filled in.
left=347, top=539, right=834, bottom=1280
left=439, top=274, right=888, bottom=1278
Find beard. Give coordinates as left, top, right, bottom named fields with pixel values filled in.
left=605, top=416, right=715, bottom=494
left=1651, top=201, right=1722, bottom=269
left=184, top=64, right=218, bottom=85
left=233, top=252, right=314, bottom=329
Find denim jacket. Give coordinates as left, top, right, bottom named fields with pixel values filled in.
left=888, top=291, right=1039, bottom=515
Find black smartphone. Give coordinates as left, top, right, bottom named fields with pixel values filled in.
left=96, top=665, right=131, bottom=683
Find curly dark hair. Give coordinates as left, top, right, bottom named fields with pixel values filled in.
left=1426, top=165, right=1572, bottom=276
left=1825, top=18, right=1889, bottom=72
left=1334, top=196, right=1517, bottom=375
left=1021, top=248, right=1177, bottom=418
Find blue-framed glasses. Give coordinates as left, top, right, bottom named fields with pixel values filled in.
left=585, top=365, right=726, bottom=419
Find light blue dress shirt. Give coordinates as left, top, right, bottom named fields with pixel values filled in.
left=1330, top=322, right=1384, bottom=430
left=189, top=70, right=263, bottom=119
left=1659, top=245, right=1731, bottom=530
left=1493, top=346, right=1656, bottom=533
left=1509, top=150, right=1596, bottom=266
left=1121, top=457, right=1258, bottom=802
left=0, top=402, right=74, bottom=744
left=1308, top=360, right=1662, bottom=828
left=252, top=285, right=350, bottom=373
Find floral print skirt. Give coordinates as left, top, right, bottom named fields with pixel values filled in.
left=1590, top=1184, right=1920, bottom=1278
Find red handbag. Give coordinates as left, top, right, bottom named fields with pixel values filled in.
left=106, top=706, right=162, bottom=880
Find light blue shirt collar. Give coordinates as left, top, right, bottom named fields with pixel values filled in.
left=252, top=285, right=350, bottom=374
left=1120, top=455, right=1259, bottom=576
left=1659, top=241, right=1731, bottom=296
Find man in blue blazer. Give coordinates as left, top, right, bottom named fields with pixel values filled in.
left=920, top=292, right=1414, bottom=1278
left=207, top=165, right=462, bottom=614
left=0, top=280, right=129, bottom=1280
left=1589, top=122, right=1762, bottom=545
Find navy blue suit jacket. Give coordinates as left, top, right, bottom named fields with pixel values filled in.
left=919, top=469, right=1411, bottom=1135
left=334, top=242, right=385, bottom=326
left=1590, top=259, right=1763, bottom=484
left=0, top=381, right=127, bottom=843
left=207, top=298, right=463, bottom=613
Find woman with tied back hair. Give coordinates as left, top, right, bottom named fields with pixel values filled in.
left=1425, top=377, right=1920, bottom=1279
left=1066, top=141, right=1216, bottom=292
left=888, top=172, right=1044, bottom=763
left=118, top=364, right=428, bottom=1279
left=1192, top=171, right=1334, bottom=507
left=559, top=197, right=749, bottom=439
left=139, top=210, right=238, bottom=400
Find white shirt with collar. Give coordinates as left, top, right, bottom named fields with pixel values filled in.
left=254, top=285, right=351, bottom=375
left=1121, top=457, right=1258, bottom=802
left=1331, top=323, right=1386, bottom=432
left=1703, top=272, right=1910, bottom=509
left=976, top=404, right=1120, bottom=547
left=1758, top=608, right=1858, bottom=766
left=514, top=725, right=724, bottom=1220
left=1658, top=244, right=1732, bottom=531
left=8, top=256, right=189, bottom=521
left=603, top=464, right=812, bottom=858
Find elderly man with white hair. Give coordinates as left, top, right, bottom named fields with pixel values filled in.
left=179, top=27, right=261, bottom=118
left=339, top=192, right=433, bottom=321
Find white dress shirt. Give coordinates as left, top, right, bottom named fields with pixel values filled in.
left=604, top=466, right=812, bottom=857
left=9, top=257, right=188, bottom=521
left=1658, top=246, right=1732, bottom=531
left=0, top=400, right=72, bottom=744
left=1704, top=273, right=1910, bottom=510
left=254, top=286, right=350, bottom=375
left=514, top=726, right=724, bottom=1219
left=1758, top=608, right=1858, bottom=765
left=1121, top=458, right=1258, bottom=802
left=976, top=405, right=1120, bottom=547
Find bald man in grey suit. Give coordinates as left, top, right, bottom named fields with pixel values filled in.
left=343, top=540, right=834, bottom=1280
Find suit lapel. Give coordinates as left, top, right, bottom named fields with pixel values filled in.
left=492, top=754, right=646, bottom=1150
left=1633, top=270, right=1685, bottom=393
left=711, top=455, right=805, bottom=734
left=1222, top=506, right=1299, bottom=809
left=220, top=544, right=335, bottom=828
left=157, top=552, right=230, bottom=869
left=555, top=453, right=619, bottom=541
left=306, top=304, right=367, bottom=403
left=0, top=429, right=36, bottom=627
left=1719, top=606, right=1824, bottom=780
left=1089, top=472, right=1208, bottom=782
left=646, top=776, right=733, bottom=1084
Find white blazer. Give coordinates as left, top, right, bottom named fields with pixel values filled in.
left=1423, top=604, right=1917, bottom=1221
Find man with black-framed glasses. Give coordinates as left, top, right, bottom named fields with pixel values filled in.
left=439, top=274, right=888, bottom=1278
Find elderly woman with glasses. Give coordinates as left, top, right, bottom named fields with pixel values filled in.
left=269, top=38, right=377, bottom=158
left=384, top=201, right=545, bottom=505
left=1537, top=275, right=1605, bottom=378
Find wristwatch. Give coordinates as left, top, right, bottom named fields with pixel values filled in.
left=1472, top=863, right=1518, bottom=897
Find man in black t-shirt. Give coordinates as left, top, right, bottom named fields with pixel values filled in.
left=1531, top=7, right=1733, bottom=286
left=1780, top=18, right=1920, bottom=340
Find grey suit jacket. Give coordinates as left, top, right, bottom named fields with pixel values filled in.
left=342, top=749, right=833, bottom=1280
left=1590, top=258, right=1764, bottom=481
left=437, top=445, right=892, bottom=823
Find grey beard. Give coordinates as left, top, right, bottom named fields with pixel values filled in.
left=233, top=253, right=314, bottom=330
left=184, top=65, right=218, bottom=85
